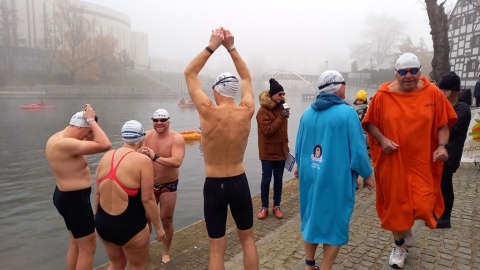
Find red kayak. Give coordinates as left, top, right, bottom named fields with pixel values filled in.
left=21, top=104, right=55, bottom=109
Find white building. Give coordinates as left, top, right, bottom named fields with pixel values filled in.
left=7, top=0, right=149, bottom=70
left=448, top=0, right=480, bottom=88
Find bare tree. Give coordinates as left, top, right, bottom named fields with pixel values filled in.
left=425, top=0, right=451, bottom=81
left=350, top=14, right=406, bottom=69
left=54, top=0, right=96, bottom=81
left=40, top=14, right=62, bottom=74
left=0, top=0, right=21, bottom=77
left=90, top=34, right=118, bottom=80
left=116, top=49, right=134, bottom=77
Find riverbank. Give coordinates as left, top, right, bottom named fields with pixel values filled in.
left=0, top=85, right=182, bottom=98
left=95, top=162, right=480, bottom=269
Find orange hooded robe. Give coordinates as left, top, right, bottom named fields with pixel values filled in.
left=362, top=77, right=457, bottom=231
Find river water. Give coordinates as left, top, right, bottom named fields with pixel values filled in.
left=0, top=91, right=333, bottom=269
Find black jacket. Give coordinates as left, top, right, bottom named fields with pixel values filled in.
left=475, top=81, right=480, bottom=97
left=445, top=89, right=472, bottom=172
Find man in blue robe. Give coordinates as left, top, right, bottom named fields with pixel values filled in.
left=294, top=70, right=375, bottom=270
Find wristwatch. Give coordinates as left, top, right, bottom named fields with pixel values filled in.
left=439, top=144, right=449, bottom=150
left=152, top=154, right=160, bottom=162
left=86, top=118, right=96, bottom=123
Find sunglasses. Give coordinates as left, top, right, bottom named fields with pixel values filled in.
left=278, top=93, right=285, bottom=97
left=396, top=68, right=420, bottom=76
left=151, top=118, right=169, bottom=123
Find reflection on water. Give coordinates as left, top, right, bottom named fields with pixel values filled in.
left=0, top=95, right=308, bottom=269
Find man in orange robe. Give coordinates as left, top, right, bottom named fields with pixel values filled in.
left=362, top=53, right=457, bottom=269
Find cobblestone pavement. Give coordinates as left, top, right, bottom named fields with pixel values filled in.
left=95, top=163, right=480, bottom=270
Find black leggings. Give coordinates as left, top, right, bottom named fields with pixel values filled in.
left=440, top=166, right=455, bottom=219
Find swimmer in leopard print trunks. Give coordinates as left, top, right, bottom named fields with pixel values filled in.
left=140, top=108, right=185, bottom=265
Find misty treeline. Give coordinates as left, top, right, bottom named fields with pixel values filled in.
left=350, top=0, right=453, bottom=82
left=0, top=0, right=465, bottom=87
left=0, top=0, right=133, bottom=85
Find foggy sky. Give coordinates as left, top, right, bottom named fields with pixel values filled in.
left=82, top=0, right=457, bottom=76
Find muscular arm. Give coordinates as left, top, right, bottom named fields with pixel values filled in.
left=184, top=28, right=223, bottom=115
left=153, top=134, right=185, bottom=168
left=222, top=30, right=254, bottom=111
left=62, top=121, right=112, bottom=156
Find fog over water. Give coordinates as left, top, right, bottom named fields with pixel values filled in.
left=83, top=0, right=457, bottom=76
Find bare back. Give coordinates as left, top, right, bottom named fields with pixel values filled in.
left=200, top=103, right=253, bottom=177
left=46, top=131, right=92, bottom=191
left=184, top=30, right=254, bottom=177
left=95, top=149, right=152, bottom=214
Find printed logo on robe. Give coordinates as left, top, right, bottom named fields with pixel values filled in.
left=311, top=144, right=323, bottom=162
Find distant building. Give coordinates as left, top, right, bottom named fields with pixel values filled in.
left=5, top=0, right=149, bottom=70
left=448, top=0, right=480, bottom=88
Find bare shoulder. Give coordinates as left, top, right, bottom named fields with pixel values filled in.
left=145, top=130, right=155, bottom=138
left=170, top=130, right=186, bottom=144
left=135, top=151, right=152, bottom=162
left=56, top=137, right=83, bottom=149
left=169, top=129, right=181, bottom=136
left=144, top=130, right=154, bottom=143
left=238, top=103, right=255, bottom=117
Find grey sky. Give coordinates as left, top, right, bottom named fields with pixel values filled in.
left=82, top=0, right=456, bottom=76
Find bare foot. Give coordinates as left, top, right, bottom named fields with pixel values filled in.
left=161, top=254, right=171, bottom=265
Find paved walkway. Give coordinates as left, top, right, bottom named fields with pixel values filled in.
left=95, top=163, right=480, bottom=270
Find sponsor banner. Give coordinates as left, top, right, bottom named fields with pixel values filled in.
left=461, top=108, right=480, bottom=163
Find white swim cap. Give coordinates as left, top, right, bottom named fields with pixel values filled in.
left=69, top=111, right=89, bottom=127
left=212, top=72, right=239, bottom=98
left=121, top=120, right=145, bottom=144
left=316, top=70, right=346, bottom=94
left=395, top=52, right=421, bottom=70
left=152, top=108, right=170, bottom=119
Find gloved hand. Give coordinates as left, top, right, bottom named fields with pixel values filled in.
left=281, top=109, right=290, bottom=118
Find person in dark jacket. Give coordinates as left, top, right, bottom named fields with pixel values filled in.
left=437, top=71, right=472, bottom=228
left=256, top=78, right=290, bottom=219
left=474, top=76, right=480, bottom=107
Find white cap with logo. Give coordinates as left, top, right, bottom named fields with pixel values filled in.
left=395, top=53, right=421, bottom=70
left=316, top=70, right=345, bottom=94
left=69, top=111, right=89, bottom=127
left=152, top=108, right=170, bottom=119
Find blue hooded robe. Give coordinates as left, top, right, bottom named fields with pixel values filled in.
left=295, top=93, right=372, bottom=245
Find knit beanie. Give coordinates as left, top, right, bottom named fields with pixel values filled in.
left=355, top=90, right=367, bottom=101
left=268, top=78, right=284, bottom=97
left=438, top=71, right=461, bottom=91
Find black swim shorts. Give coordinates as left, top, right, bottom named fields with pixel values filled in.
left=203, top=173, right=253, bottom=238
left=53, top=186, right=95, bottom=239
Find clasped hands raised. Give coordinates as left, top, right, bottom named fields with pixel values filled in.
left=208, top=27, right=235, bottom=53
